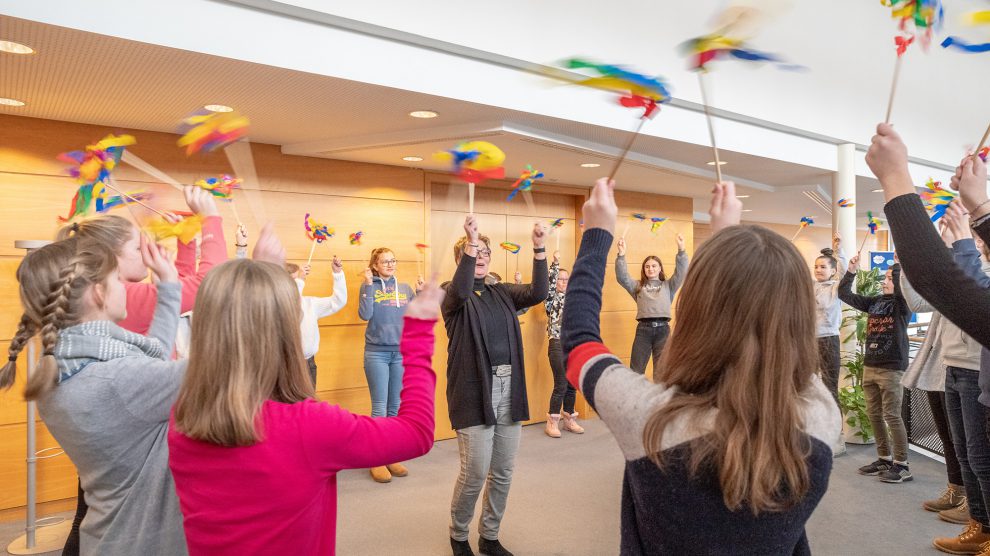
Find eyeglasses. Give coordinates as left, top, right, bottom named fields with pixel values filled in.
left=477, top=249, right=492, bottom=257
left=380, top=259, right=397, bottom=266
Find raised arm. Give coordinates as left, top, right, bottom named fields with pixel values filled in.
left=667, top=234, right=690, bottom=297
left=312, top=258, right=348, bottom=320
left=866, top=123, right=990, bottom=348
left=614, top=238, right=638, bottom=298
left=441, top=215, right=481, bottom=316
left=304, top=282, right=443, bottom=472
left=837, top=256, right=875, bottom=314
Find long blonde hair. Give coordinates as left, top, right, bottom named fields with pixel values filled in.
left=173, top=259, right=313, bottom=446
left=643, top=225, right=816, bottom=514
left=0, top=238, right=118, bottom=400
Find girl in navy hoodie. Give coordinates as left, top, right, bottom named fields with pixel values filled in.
left=359, top=246, right=423, bottom=483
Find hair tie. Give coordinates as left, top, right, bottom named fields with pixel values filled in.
left=70, top=222, right=80, bottom=233
left=42, top=351, right=54, bottom=357
left=8, top=355, right=17, bottom=362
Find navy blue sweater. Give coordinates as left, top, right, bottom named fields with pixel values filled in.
left=562, top=228, right=839, bottom=555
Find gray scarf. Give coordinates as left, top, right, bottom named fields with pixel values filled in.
left=54, top=320, right=166, bottom=383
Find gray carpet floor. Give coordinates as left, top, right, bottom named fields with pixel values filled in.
left=0, top=420, right=970, bottom=555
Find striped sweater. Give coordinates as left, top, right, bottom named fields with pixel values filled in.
left=563, top=228, right=841, bottom=555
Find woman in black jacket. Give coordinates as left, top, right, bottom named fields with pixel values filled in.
left=442, top=214, right=548, bottom=556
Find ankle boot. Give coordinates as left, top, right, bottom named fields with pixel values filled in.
left=933, top=519, right=990, bottom=554
left=370, top=466, right=392, bottom=483
left=386, top=462, right=408, bottom=477
left=561, top=411, right=585, bottom=434
left=478, top=537, right=514, bottom=556
left=545, top=414, right=561, bottom=438
left=450, top=537, right=475, bottom=556
left=925, top=483, right=966, bottom=512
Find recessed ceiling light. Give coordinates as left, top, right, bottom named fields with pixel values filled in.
left=707, top=161, right=728, bottom=166
left=742, top=209, right=753, bottom=212
left=736, top=195, right=750, bottom=198
left=0, top=40, right=34, bottom=55
left=409, top=110, right=438, bottom=119
left=402, top=156, right=423, bottom=162
left=871, top=189, right=883, bottom=193
left=0, top=97, right=25, bottom=107
left=204, top=104, right=233, bottom=113
left=580, top=163, right=601, bottom=168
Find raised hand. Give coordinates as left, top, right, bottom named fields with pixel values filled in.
left=302, top=264, right=312, bottom=276
left=617, top=237, right=627, bottom=257
left=183, top=185, right=219, bottom=217
left=676, top=233, right=686, bottom=251
left=236, top=224, right=248, bottom=246
left=463, top=215, right=479, bottom=242
left=404, top=273, right=445, bottom=321
left=865, top=124, right=913, bottom=200
left=140, top=234, right=178, bottom=284
left=945, top=200, right=972, bottom=241
left=252, top=223, right=286, bottom=265
left=848, top=254, right=860, bottom=273
left=513, top=271, right=523, bottom=284
left=363, top=268, right=374, bottom=285
left=415, top=274, right=425, bottom=292
left=331, top=256, right=343, bottom=273
left=709, top=181, right=742, bottom=233
left=832, top=231, right=841, bottom=251
left=953, top=156, right=990, bottom=219
left=582, top=177, right=617, bottom=234
left=552, top=251, right=560, bottom=263
left=532, top=222, right=547, bottom=248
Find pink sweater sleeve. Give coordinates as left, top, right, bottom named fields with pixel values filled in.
left=119, top=216, right=228, bottom=335
left=301, top=316, right=437, bottom=472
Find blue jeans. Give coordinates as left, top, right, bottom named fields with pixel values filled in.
left=364, top=350, right=404, bottom=417
left=945, top=366, right=990, bottom=527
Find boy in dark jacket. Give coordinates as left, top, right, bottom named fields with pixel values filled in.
left=839, top=257, right=911, bottom=483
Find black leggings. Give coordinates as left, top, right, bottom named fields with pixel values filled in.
left=62, top=480, right=87, bottom=556
left=548, top=339, right=576, bottom=414
left=928, top=390, right=964, bottom=486
left=816, top=336, right=841, bottom=407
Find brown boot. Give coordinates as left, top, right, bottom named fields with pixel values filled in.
left=386, top=462, right=408, bottom=477
left=933, top=520, right=990, bottom=555
left=925, top=484, right=966, bottom=512
left=978, top=541, right=990, bottom=556
left=942, top=499, right=973, bottom=525
left=545, top=414, right=561, bottom=438
left=370, top=466, right=392, bottom=483
left=561, top=411, right=585, bottom=434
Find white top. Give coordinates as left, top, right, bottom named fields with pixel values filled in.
left=299, top=272, right=348, bottom=359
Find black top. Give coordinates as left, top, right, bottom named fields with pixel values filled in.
left=838, top=264, right=910, bottom=370
left=441, top=252, right=549, bottom=430
left=473, top=277, right=512, bottom=367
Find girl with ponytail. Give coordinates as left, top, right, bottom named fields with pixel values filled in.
left=813, top=232, right=846, bottom=409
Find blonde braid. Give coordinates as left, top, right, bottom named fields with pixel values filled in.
left=24, top=263, right=78, bottom=400
left=0, top=314, right=36, bottom=390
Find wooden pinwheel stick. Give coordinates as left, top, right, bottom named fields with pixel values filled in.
left=858, top=233, right=871, bottom=255
left=468, top=182, right=475, bottom=214
left=622, top=221, right=632, bottom=239
left=974, top=121, right=990, bottom=163
left=697, top=72, right=723, bottom=183
left=791, top=227, right=804, bottom=242
left=306, top=238, right=318, bottom=267
left=103, top=180, right=170, bottom=218
left=608, top=117, right=648, bottom=182
left=884, top=56, right=903, bottom=125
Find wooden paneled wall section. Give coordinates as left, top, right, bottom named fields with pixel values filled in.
left=0, top=114, right=699, bottom=518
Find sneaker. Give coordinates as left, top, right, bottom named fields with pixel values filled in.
left=858, top=458, right=893, bottom=476
left=941, top=499, right=972, bottom=525
left=878, top=463, right=913, bottom=483
left=933, top=519, right=990, bottom=554
left=450, top=538, right=475, bottom=556
left=925, top=484, right=966, bottom=512
left=478, top=537, right=514, bottom=556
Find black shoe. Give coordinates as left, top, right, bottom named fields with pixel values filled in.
left=878, top=463, right=913, bottom=483
left=478, top=537, right=514, bottom=556
left=858, top=458, right=892, bottom=476
left=451, top=537, right=475, bottom=556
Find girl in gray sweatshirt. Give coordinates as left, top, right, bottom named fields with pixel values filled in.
left=0, top=237, right=187, bottom=556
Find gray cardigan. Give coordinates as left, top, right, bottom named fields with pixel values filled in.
left=38, top=282, right=187, bottom=556
left=615, top=250, right=689, bottom=320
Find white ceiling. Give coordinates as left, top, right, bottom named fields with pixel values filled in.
left=0, top=12, right=919, bottom=227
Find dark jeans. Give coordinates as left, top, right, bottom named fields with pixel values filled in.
left=927, top=390, right=963, bottom=486
left=307, top=356, right=317, bottom=389
left=946, top=366, right=990, bottom=526
left=816, top=335, right=840, bottom=407
left=62, top=480, right=86, bottom=556
left=630, top=319, right=669, bottom=374
left=548, top=339, right=576, bottom=414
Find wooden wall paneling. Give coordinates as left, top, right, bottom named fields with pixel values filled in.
left=0, top=422, right=79, bottom=510
left=0, top=340, right=28, bottom=426
left=312, top=324, right=368, bottom=392
left=428, top=178, right=579, bottom=219
left=429, top=211, right=508, bottom=280
left=315, top=387, right=373, bottom=417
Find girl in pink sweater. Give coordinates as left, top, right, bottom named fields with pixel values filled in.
left=58, top=185, right=228, bottom=335
left=167, top=261, right=441, bottom=556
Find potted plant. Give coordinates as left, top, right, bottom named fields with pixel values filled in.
left=838, top=266, right=882, bottom=443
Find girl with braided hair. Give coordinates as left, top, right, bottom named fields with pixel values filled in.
left=0, top=234, right=188, bottom=556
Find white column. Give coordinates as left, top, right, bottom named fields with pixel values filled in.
left=834, top=144, right=857, bottom=257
